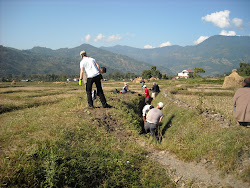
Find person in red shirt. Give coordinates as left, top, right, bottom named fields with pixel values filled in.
left=143, top=85, right=150, bottom=103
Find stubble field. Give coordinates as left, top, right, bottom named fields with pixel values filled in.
left=0, top=78, right=249, bottom=187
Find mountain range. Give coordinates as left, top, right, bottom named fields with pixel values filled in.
left=0, top=35, right=250, bottom=77
left=101, top=35, right=250, bottom=76
left=0, top=44, right=166, bottom=77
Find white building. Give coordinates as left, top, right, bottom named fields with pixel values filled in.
left=177, top=70, right=194, bottom=79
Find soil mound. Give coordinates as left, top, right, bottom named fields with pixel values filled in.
left=222, top=69, right=244, bottom=88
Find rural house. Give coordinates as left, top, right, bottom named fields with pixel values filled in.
left=177, top=70, right=194, bottom=79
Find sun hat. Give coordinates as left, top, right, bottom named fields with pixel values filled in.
left=80, top=50, right=86, bottom=56
left=158, top=102, right=164, bottom=108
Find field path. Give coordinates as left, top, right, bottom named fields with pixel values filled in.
left=136, top=139, right=249, bottom=187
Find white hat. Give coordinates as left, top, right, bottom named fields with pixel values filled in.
left=143, top=85, right=147, bottom=88
left=158, top=102, right=164, bottom=108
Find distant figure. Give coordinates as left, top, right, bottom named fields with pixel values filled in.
left=140, top=79, right=145, bottom=91
left=143, top=85, right=150, bottom=103
left=233, top=78, right=250, bottom=127
left=151, top=82, right=160, bottom=99
left=120, top=83, right=128, bottom=94
left=144, top=102, right=164, bottom=140
left=79, top=50, right=112, bottom=108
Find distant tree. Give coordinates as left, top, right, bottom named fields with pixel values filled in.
left=238, top=62, right=250, bottom=76
left=142, top=70, right=152, bottom=79
left=142, top=66, right=162, bottom=79
left=162, top=74, right=168, bottom=79
left=194, top=67, right=205, bottom=77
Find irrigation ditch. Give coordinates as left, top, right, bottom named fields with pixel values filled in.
left=82, top=92, right=249, bottom=188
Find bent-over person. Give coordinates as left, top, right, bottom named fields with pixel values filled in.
left=144, top=102, right=164, bottom=140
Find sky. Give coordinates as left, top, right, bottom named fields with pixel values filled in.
left=0, top=0, right=249, bottom=50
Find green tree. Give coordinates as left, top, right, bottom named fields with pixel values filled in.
left=142, top=66, right=162, bottom=79
left=142, top=70, right=152, bottom=79
left=238, top=62, right=250, bottom=76
left=194, top=67, right=205, bottom=77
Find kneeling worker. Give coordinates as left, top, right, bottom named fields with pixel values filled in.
left=144, top=102, right=164, bottom=140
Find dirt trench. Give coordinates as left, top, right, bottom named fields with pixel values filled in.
left=84, top=103, right=249, bottom=188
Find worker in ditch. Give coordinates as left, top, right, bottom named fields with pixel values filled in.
left=233, top=78, right=250, bottom=127
left=144, top=102, right=164, bottom=140
left=79, top=50, right=112, bottom=108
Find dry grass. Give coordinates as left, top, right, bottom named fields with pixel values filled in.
left=175, top=94, right=234, bottom=120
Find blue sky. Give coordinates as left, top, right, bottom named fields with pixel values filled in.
left=0, top=0, right=249, bottom=50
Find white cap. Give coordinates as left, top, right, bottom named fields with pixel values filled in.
left=80, top=50, right=86, bottom=56
left=143, top=85, right=147, bottom=88
left=158, top=102, right=164, bottom=108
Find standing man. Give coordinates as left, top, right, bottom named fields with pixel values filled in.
left=143, top=85, right=150, bottom=103
left=144, top=102, right=164, bottom=140
left=151, top=82, right=160, bottom=99
left=79, top=50, right=111, bottom=108
left=233, top=78, right=250, bottom=127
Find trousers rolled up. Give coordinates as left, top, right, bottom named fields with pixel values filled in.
left=86, top=74, right=107, bottom=107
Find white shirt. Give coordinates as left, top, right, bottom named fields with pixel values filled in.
left=80, top=57, right=99, bottom=78
left=142, top=104, right=152, bottom=117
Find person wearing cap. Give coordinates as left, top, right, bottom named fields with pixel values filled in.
left=79, top=50, right=112, bottom=108
left=144, top=102, right=164, bottom=140
left=143, top=85, right=150, bottom=103
left=142, top=100, right=154, bottom=123
left=233, top=78, right=250, bottom=127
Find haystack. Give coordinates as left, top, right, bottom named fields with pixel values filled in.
left=133, top=77, right=148, bottom=83
left=222, top=69, right=244, bottom=88
left=11, top=80, right=16, bottom=85
left=150, top=77, right=159, bottom=81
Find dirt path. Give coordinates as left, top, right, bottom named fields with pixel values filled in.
left=85, top=106, right=249, bottom=188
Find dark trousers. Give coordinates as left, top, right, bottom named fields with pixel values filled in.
left=86, top=75, right=107, bottom=107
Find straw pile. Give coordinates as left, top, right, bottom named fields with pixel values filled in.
left=150, top=77, right=159, bottom=81
left=222, top=69, right=244, bottom=88
left=133, top=77, right=148, bottom=83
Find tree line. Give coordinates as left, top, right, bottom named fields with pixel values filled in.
left=1, top=63, right=249, bottom=82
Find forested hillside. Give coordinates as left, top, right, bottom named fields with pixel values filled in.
left=0, top=44, right=172, bottom=77
left=102, top=35, right=250, bottom=75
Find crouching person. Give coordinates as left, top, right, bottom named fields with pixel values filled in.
left=144, top=102, right=164, bottom=141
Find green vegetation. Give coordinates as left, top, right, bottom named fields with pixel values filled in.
left=238, top=62, right=250, bottom=76
left=0, top=79, right=249, bottom=186
left=0, top=82, right=174, bottom=187
left=193, top=67, right=205, bottom=77
left=142, top=66, right=163, bottom=79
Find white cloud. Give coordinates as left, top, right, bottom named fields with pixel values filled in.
left=202, top=10, right=231, bottom=28
left=106, top=35, right=122, bottom=42
left=144, top=44, right=154, bottom=49
left=85, top=34, right=91, bottom=42
left=94, top=33, right=105, bottom=42
left=125, top=32, right=135, bottom=37
left=219, top=30, right=237, bottom=36
left=159, top=41, right=172, bottom=47
left=232, top=18, right=243, bottom=28
left=193, top=36, right=209, bottom=45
